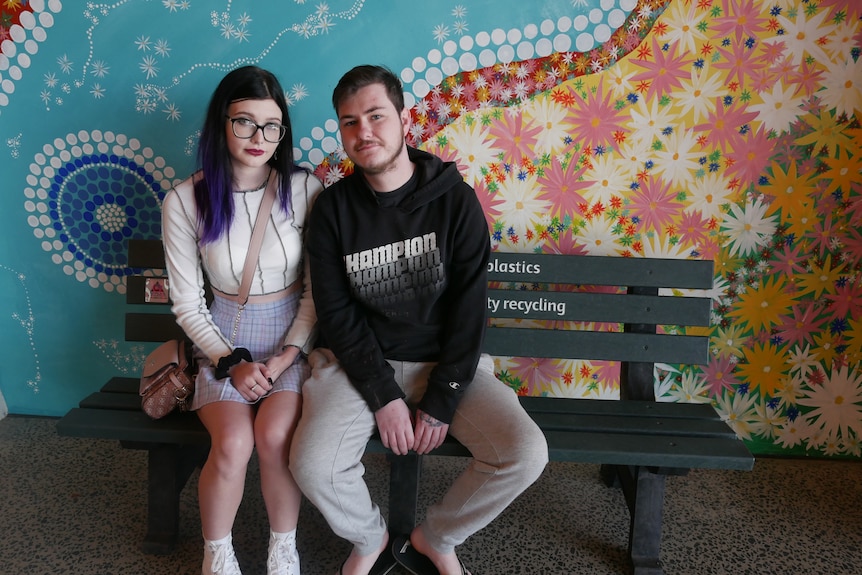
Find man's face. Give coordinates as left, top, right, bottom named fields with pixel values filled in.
left=337, top=83, right=410, bottom=176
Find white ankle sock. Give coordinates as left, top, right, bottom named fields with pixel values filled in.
left=206, top=533, right=233, bottom=546
left=270, top=529, right=296, bottom=540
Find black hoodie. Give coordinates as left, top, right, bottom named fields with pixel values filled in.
left=307, top=147, right=490, bottom=424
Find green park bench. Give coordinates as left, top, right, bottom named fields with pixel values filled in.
left=57, top=238, right=754, bottom=575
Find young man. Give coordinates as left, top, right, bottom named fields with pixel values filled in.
left=290, top=65, right=548, bottom=575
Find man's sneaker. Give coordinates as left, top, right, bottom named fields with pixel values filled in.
left=202, top=537, right=242, bottom=575
left=267, top=530, right=300, bottom=575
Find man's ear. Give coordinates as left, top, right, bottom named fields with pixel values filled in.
left=401, top=107, right=411, bottom=137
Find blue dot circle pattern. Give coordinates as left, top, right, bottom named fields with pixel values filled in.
left=24, top=130, right=178, bottom=294
left=49, top=153, right=162, bottom=276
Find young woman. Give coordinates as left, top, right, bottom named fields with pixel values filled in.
left=162, top=66, right=322, bottom=575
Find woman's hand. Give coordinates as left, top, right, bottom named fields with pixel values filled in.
left=228, top=361, right=273, bottom=401
left=263, top=345, right=301, bottom=383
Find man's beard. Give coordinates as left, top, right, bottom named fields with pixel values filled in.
left=352, top=137, right=405, bottom=175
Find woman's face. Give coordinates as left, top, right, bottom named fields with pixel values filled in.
left=224, top=98, right=283, bottom=172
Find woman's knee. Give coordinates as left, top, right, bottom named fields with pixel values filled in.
left=254, top=395, right=301, bottom=462
left=254, top=427, right=289, bottom=464
left=208, top=431, right=255, bottom=472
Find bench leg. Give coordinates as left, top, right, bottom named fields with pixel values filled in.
left=615, top=465, right=666, bottom=575
left=143, top=444, right=209, bottom=555
left=599, top=463, right=620, bottom=487
left=387, top=452, right=422, bottom=537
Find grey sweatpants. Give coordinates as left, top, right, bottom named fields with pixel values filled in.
left=289, top=348, right=549, bottom=556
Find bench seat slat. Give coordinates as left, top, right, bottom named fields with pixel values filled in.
left=365, top=431, right=752, bottom=471
left=484, top=328, right=709, bottom=364
left=102, top=376, right=722, bottom=426
left=542, top=430, right=754, bottom=470
left=101, top=376, right=140, bottom=394
left=528, top=412, right=736, bottom=438
left=487, top=289, right=711, bottom=326
left=80, top=390, right=142, bottom=411
left=56, top=408, right=209, bottom=445
left=78, top=390, right=734, bottom=440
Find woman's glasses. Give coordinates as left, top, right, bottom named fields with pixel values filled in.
left=227, top=117, right=286, bottom=143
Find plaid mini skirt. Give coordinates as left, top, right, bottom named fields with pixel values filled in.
left=190, top=291, right=309, bottom=410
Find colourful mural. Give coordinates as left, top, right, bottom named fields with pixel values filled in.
left=0, top=1, right=860, bottom=459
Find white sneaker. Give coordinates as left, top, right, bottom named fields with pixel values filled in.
left=202, top=537, right=242, bottom=575
left=267, top=530, right=300, bottom=575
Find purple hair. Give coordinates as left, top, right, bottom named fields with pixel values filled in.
left=195, top=66, right=303, bottom=243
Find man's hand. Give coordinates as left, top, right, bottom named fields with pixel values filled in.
left=375, top=399, right=414, bottom=455
left=412, top=409, right=449, bottom=455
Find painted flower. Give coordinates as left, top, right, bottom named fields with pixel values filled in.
left=631, top=37, right=693, bottom=100
left=736, top=341, right=787, bottom=397
left=578, top=214, right=619, bottom=256
left=720, top=198, right=777, bottom=257
left=443, top=116, right=502, bottom=185
left=724, top=126, right=773, bottom=190
left=536, top=156, right=591, bottom=219
left=652, top=127, right=700, bottom=187
left=523, top=95, right=570, bottom=156
left=663, top=0, right=707, bottom=55
left=714, top=388, right=759, bottom=440
left=564, top=82, right=627, bottom=150
left=798, top=364, right=862, bottom=440
left=686, top=172, right=734, bottom=223
left=747, top=81, right=806, bottom=135
left=818, top=56, right=862, bottom=119
left=488, top=110, right=543, bottom=166
left=629, top=96, right=676, bottom=147
left=494, top=173, right=551, bottom=236
left=628, top=174, right=684, bottom=234
left=711, top=0, right=769, bottom=44
left=672, top=66, right=724, bottom=124
left=764, top=8, right=833, bottom=67
left=584, top=152, right=630, bottom=206
left=776, top=302, right=828, bottom=350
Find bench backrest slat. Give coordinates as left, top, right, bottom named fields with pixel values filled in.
left=487, top=289, right=711, bottom=326
left=126, top=313, right=187, bottom=343
left=482, top=328, right=709, bottom=365
left=128, top=238, right=168, bottom=270
left=487, top=252, right=714, bottom=289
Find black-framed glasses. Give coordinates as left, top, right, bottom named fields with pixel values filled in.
left=226, top=116, right=286, bottom=143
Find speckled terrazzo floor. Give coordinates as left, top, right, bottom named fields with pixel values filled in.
left=1, top=415, right=860, bottom=575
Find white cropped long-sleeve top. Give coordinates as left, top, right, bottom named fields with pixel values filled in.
left=161, top=169, right=323, bottom=364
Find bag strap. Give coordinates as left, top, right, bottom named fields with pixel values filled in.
left=238, top=169, right=277, bottom=306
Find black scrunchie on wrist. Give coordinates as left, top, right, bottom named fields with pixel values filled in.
left=215, top=347, right=253, bottom=380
